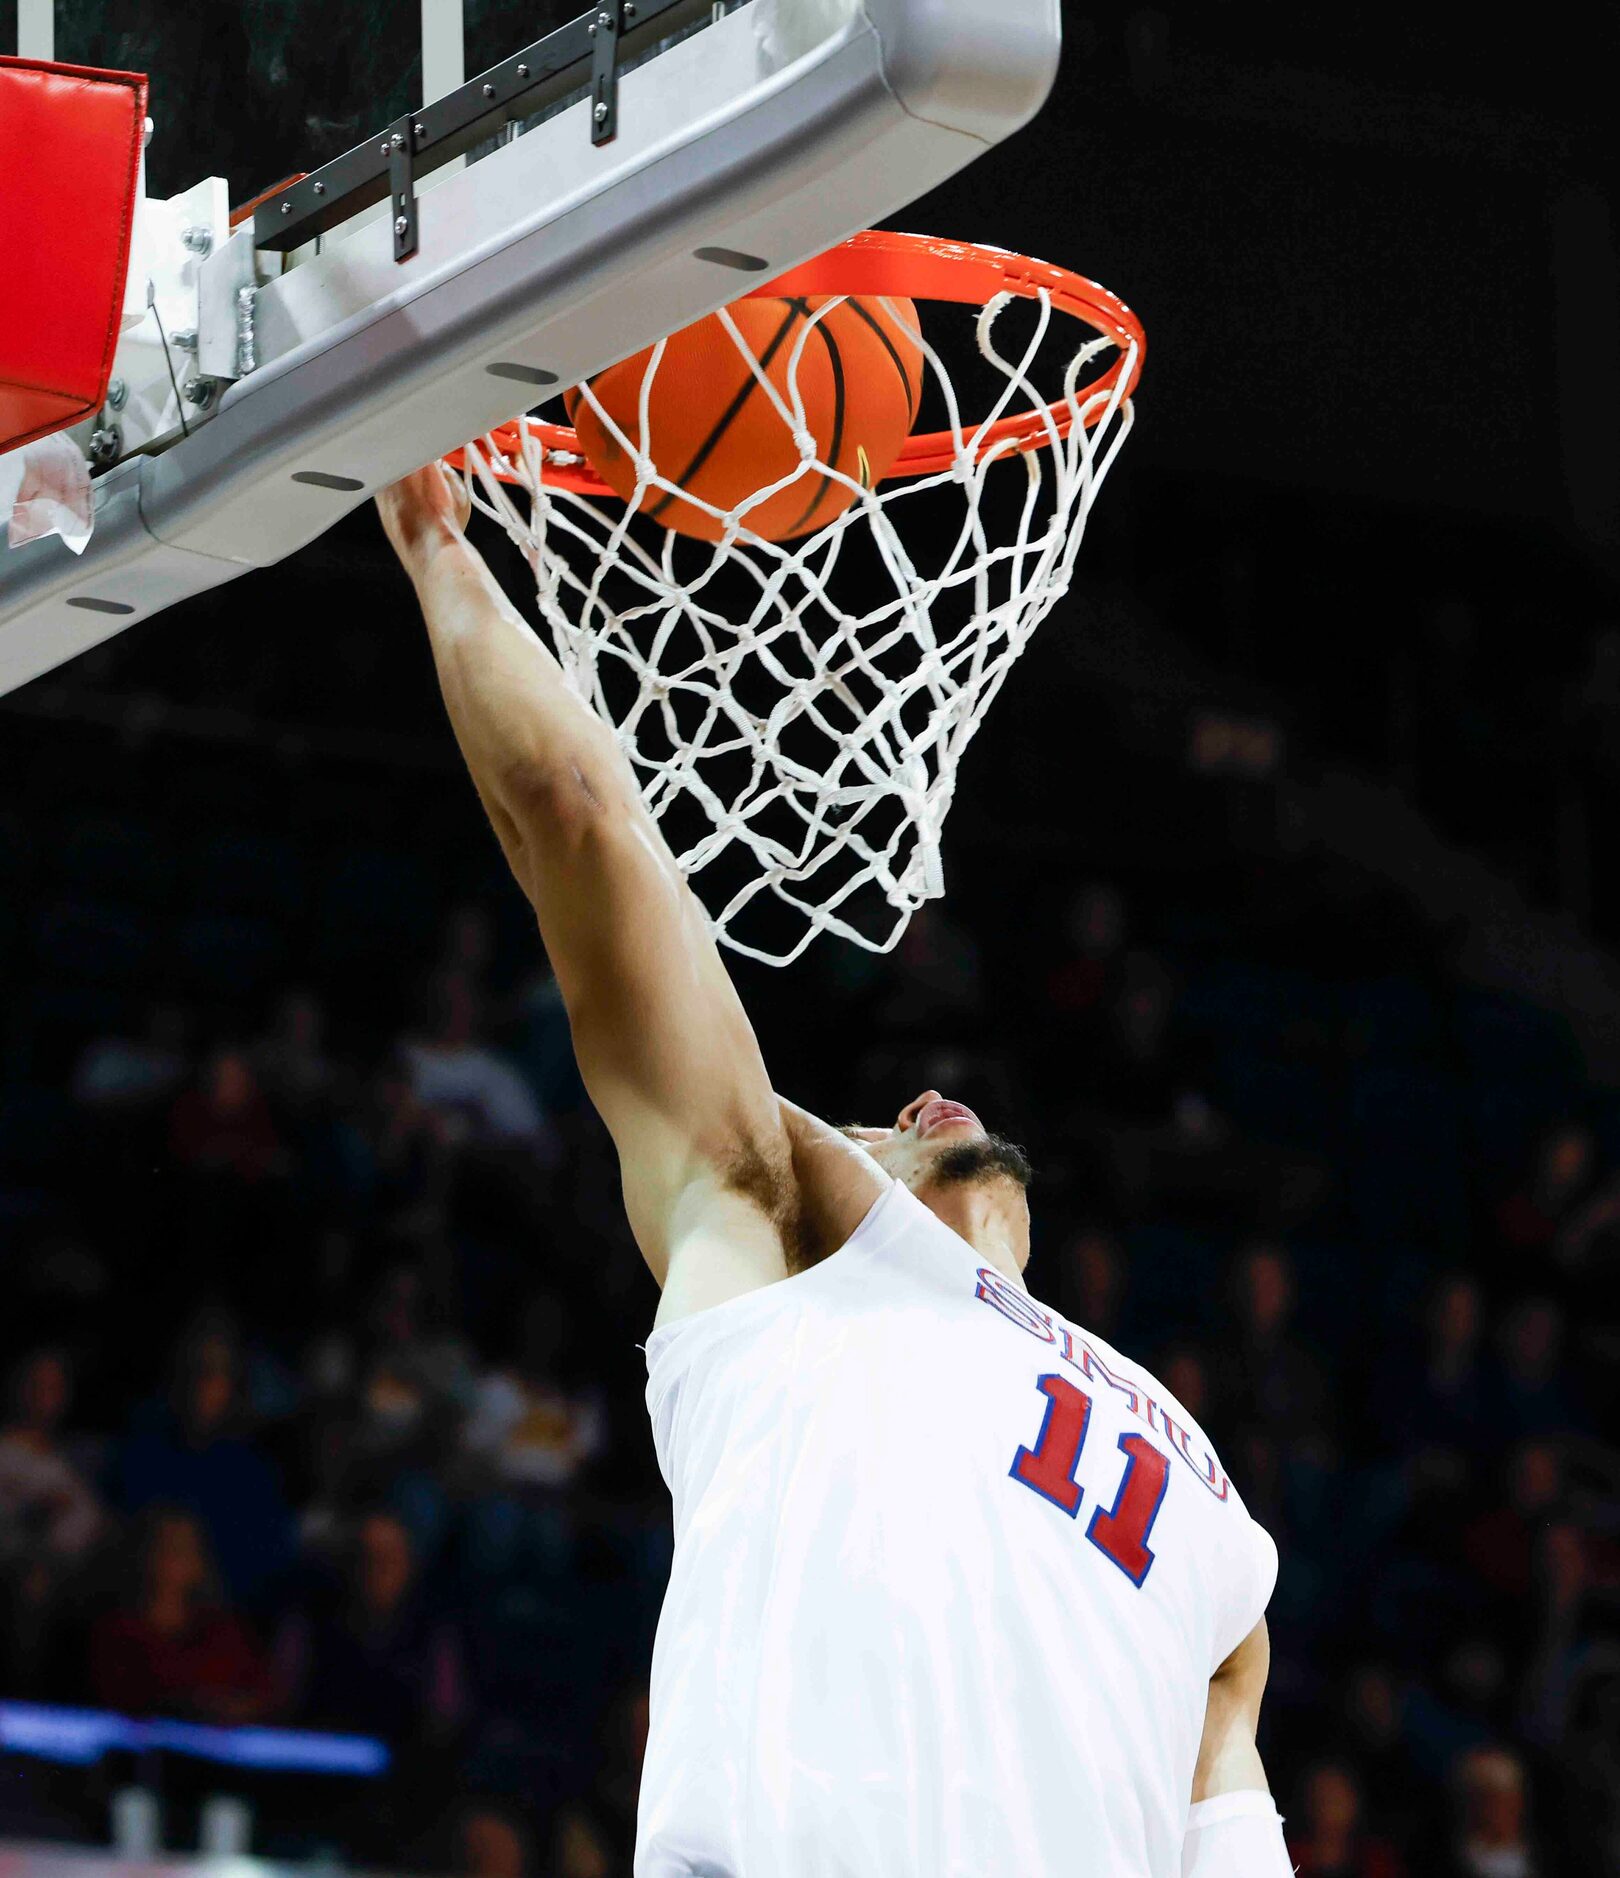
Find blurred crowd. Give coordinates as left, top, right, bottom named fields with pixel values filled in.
left=2, top=856, right=1616, bottom=1877
left=4, top=8, right=1616, bottom=1875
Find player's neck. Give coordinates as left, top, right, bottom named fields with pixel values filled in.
left=914, top=1179, right=1029, bottom=1291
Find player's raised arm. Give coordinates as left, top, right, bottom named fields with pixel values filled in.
left=1183, top=1620, right=1292, bottom=1876
left=377, top=465, right=790, bottom=1279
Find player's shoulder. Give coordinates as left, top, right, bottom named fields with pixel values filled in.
left=1071, top=1320, right=1210, bottom=1442
left=775, top=1096, right=893, bottom=1270
left=1072, top=1319, right=1279, bottom=1618
left=1074, top=1321, right=1187, bottom=1417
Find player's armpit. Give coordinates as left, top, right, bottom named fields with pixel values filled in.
left=505, top=776, right=795, bottom=1283
left=777, top=1097, right=893, bottom=1264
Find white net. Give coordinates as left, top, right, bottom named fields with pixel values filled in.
left=455, top=244, right=1138, bottom=965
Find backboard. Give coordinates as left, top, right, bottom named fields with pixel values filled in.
left=0, top=0, right=1062, bottom=697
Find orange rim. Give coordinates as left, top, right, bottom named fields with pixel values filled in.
left=448, top=229, right=1144, bottom=496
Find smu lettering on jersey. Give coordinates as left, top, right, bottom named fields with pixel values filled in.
left=636, top=1177, right=1277, bottom=1878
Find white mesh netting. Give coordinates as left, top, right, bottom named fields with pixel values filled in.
left=455, top=260, right=1137, bottom=965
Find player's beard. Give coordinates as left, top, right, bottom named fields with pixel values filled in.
left=930, top=1133, right=1033, bottom=1191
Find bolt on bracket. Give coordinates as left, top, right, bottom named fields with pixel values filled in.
left=388, top=116, right=419, bottom=262
left=590, top=2, right=626, bottom=146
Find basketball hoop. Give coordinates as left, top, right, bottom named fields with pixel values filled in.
left=450, top=231, right=1144, bottom=965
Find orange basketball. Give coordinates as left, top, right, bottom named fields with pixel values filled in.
left=564, top=294, right=923, bottom=543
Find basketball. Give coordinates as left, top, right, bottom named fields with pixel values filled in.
left=564, top=294, right=924, bottom=543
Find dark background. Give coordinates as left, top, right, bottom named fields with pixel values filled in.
left=2, top=6, right=1618, bottom=1877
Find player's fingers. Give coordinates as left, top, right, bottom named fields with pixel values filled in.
left=442, top=462, right=473, bottom=534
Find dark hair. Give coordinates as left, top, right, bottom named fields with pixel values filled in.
left=931, top=1134, right=1034, bottom=1191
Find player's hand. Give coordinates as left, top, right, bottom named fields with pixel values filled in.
left=376, top=461, right=473, bottom=574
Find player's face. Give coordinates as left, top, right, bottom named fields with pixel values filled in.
left=841, top=1090, right=1032, bottom=1194
left=844, top=1089, right=982, bottom=1161
left=839, top=1091, right=1033, bottom=1277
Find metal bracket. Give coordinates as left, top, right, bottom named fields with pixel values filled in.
left=196, top=224, right=260, bottom=382
left=387, top=114, right=418, bottom=261
left=253, top=0, right=699, bottom=255
left=589, top=1, right=627, bottom=146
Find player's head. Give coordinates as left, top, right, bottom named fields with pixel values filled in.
left=840, top=1090, right=1032, bottom=1270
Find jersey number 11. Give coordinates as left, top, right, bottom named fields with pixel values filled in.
left=1009, top=1373, right=1171, bottom=1587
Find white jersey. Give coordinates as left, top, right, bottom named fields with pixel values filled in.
left=636, top=1177, right=1277, bottom=1878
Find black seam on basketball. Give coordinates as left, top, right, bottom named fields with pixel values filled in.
left=646, top=299, right=808, bottom=525
left=784, top=312, right=846, bottom=539
left=842, top=297, right=921, bottom=424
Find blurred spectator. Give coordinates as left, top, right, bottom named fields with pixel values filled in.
left=1045, top=880, right=1128, bottom=1018
left=1288, top=1760, right=1405, bottom=1878
left=350, top=1265, right=475, bottom=1488
left=1050, top=1224, right=1127, bottom=1343
left=118, top=1320, right=294, bottom=1606
left=169, top=1045, right=287, bottom=1182
left=1378, top=1275, right=1486, bottom=1461
left=1492, top=1300, right=1577, bottom=1440
left=1342, top=1664, right=1421, bottom=1848
left=1443, top=1746, right=1541, bottom=1878
left=465, top=1291, right=607, bottom=1493
left=370, top=1050, right=456, bottom=1220
left=441, top=903, right=499, bottom=992
left=1521, top=1520, right=1593, bottom=1751
left=72, top=1006, right=189, bottom=1110
left=1461, top=1442, right=1564, bottom=1606
left=1229, top=1242, right=1331, bottom=1436
left=278, top=1509, right=466, bottom=1744
left=0, top=1349, right=103, bottom=1564
left=1158, top=1344, right=1212, bottom=1426
left=5, top=630, right=1619, bottom=1875
left=457, top=1804, right=531, bottom=1878
left=89, top=1506, right=273, bottom=1721
left=403, top=973, right=552, bottom=1150
left=1492, top=1121, right=1596, bottom=1259
left=548, top=1806, right=615, bottom=1878
left=254, top=987, right=339, bottom=1114
left=1438, top=1637, right=1514, bottom=1740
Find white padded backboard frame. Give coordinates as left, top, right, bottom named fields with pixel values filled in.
left=0, top=0, right=1060, bottom=697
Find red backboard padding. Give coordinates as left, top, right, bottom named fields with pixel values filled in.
left=0, top=57, right=148, bottom=454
